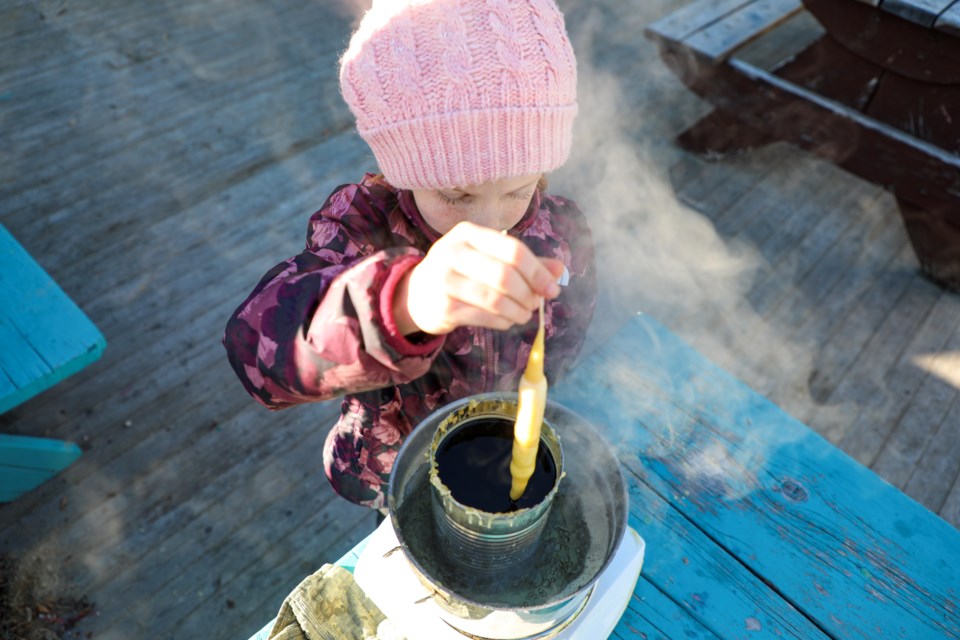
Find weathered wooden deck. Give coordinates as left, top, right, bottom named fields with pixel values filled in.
left=1, top=1, right=957, bottom=638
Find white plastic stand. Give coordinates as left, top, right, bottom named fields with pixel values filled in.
left=354, top=519, right=645, bottom=640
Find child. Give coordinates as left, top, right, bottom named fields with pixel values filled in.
left=223, top=0, right=596, bottom=510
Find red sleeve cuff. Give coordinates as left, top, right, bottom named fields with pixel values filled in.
left=378, top=255, right=445, bottom=357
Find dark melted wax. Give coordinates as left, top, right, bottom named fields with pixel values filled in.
left=435, top=417, right=557, bottom=512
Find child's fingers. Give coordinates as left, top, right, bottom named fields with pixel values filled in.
left=448, top=278, right=535, bottom=327
left=451, top=247, right=541, bottom=311
left=452, top=222, right=561, bottom=298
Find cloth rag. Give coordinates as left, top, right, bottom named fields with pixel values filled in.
left=267, top=563, right=405, bottom=640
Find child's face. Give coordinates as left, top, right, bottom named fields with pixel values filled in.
left=411, top=173, right=542, bottom=235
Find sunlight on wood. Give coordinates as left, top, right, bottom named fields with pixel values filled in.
left=913, top=352, right=960, bottom=391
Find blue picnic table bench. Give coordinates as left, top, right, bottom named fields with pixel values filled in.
left=0, top=223, right=106, bottom=502
left=246, top=313, right=960, bottom=639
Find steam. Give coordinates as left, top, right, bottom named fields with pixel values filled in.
left=551, top=8, right=748, bottom=336
left=330, top=0, right=373, bottom=27
left=549, top=3, right=821, bottom=502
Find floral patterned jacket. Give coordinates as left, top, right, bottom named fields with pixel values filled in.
left=222, top=173, right=596, bottom=509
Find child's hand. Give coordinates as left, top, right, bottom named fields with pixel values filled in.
left=394, top=221, right=564, bottom=335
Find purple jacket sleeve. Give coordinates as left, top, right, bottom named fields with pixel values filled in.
left=222, top=185, right=445, bottom=410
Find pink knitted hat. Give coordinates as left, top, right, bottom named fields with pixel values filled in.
left=339, top=0, right=578, bottom=190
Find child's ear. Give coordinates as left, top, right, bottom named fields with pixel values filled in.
left=537, top=175, right=548, bottom=193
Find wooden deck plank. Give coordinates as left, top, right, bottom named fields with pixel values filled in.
left=834, top=278, right=953, bottom=466
left=761, top=194, right=906, bottom=414
left=665, top=147, right=790, bottom=247
left=890, top=328, right=960, bottom=509
left=1, top=5, right=351, bottom=268
left=868, top=297, right=960, bottom=488
left=673, top=153, right=775, bottom=232
left=0, top=130, right=370, bottom=451
left=901, top=389, right=960, bottom=513
left=737, top=169, right=864, bottom=318
left=0, top=374, right=329, bottom=565
left=4, top=73, right=352, bottom=282
left=93, top=436, right=369, bottom=640
left=0, top=2, right=249, bottom=96
left=194, top=503, right=374, bottom=640
left=0, top=359, right=302, bottom=557
left=712, top=151, right=829, bottom=237
left=662, top=154, right=865, bottom=391
left=60, top=411, right=331, bottom=613
left=62, top=129, right=365, bottom=316
left=688, top=180, right=883, bottom=405
left=0, top=152, right=372, bottom=560
left=3, top=58, right=342, bottom=207
left=800, top=242, right=918, bottom=426
left=761, top=191, right=898, bottom=349
left=669, top=150, right=780, bottom=218
left=1, top=3, right=313, bottom=161
left=670, top=160, right=845, bottom=327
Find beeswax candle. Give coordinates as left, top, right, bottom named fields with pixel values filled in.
left=509, top=299, right=547, bottom=501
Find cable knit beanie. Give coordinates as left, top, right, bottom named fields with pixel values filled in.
left=339, top=0, right=578, bottom=190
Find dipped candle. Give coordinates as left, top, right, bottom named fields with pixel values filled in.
left=509, top=299, right=547, bottom=501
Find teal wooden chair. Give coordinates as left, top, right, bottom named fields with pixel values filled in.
left=0, top=223, right=106, bottom=502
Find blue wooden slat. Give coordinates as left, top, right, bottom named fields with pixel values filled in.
left=615, top=469, right=827, bottom=639
left=0, top=223, right=106, bottom=414
left=614, top=577, right=723, bottom=640
left=554, top=314, right=960, bottom=640
left=0, top=434, right=82, bottom=470
left=0, top=465, right=62, bottom=498
left=0, top=434, right=82, bottom=502
left=0, top=367, right=15, bottom=405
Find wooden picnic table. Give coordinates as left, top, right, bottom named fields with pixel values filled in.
left=646, top=0, right=960, bottom=291
left=246, top=314, right=960, bottom=639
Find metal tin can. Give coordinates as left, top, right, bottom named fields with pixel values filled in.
left=428, top=398, right=564, bottom=575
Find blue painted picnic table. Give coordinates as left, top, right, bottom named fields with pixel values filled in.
left=0, top=223, right=106, bottom=501
left=248, top=314, right=960, bottom=639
